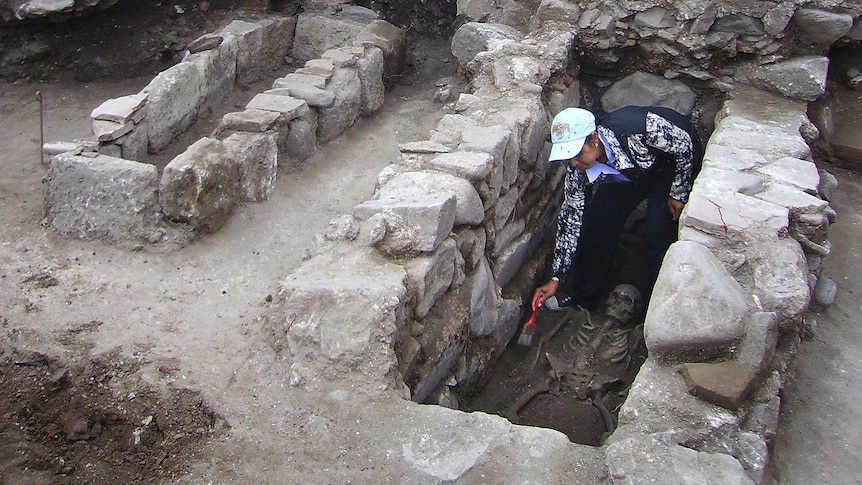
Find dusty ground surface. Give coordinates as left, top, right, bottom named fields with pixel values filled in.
left=1, top=3, right=861, bottom=483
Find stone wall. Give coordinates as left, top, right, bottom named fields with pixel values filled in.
left=44, top=8, right=406, bottom=244
left=265, top=2, right=851, bottom=484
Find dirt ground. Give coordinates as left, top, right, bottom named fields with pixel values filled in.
left=1, top=3, right=862, bottom=483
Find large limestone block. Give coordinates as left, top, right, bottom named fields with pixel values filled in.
left=354, top=192, right=457, bottom=256
left=750, top=56, right=829, bottom=102
left=277, top=247, right=408, bottom=393
left=429, top=151, right=495, bottom=184
left=491, top=232, right=532, bottom=288
left=45, top=153, right=163, bottom=242
left=159, top=137, right=239, bottom=233
left=451, top=22, right=524, bottom=65
left=606, top=437, right=753, bottom=485
left=220, top=19, right=265, bottom=83
left=694, top=167, right=764, bottom=196
left=183, top=36, right=238, bottom=115
left=258, top=16, right=297, bottom=63
left=374, top=171, right=484, bottom=226
left=404, top=239, right=458, bottom=319
left=223, top=132, right=278, bottom=203
left=317, top=67, right=362, bottom=142
left=702, top=144, right=764, bottom=172
left=683, top=190, right=788, bottom=239
left=144, top=62, right=205, bottom=153
left=754, top=184, right=829, bottom=215
left=353, top=20, right=406, bottom=90
left=755, top=157, right=820, bottom=195
left=645, top=241, right=748, bottom=360
left=291, top=8, right=377, bottom=62
left=283, top=109, right=318, bottom=162
left=354, top=46, right=385, bottom=116
left=467, top=256, right=500, bottom=337
left=748, top=238, right=810, bottom=328
left=710, top=115, right=811, bottom=162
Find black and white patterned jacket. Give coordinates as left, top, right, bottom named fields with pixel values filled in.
left=551, top=106, right=703, bottom=281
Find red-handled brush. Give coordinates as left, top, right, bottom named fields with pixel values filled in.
left=516, top=293, right=543, bottom=347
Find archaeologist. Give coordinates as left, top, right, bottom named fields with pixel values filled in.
left=533, top=106, right=703, bottom=312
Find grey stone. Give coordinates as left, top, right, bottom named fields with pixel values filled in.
left=355, top=46, right=385, bottom=116
left=711, top=13, right=765, bottom=35
left=277, top=247, right=408, bottom=393
left=683, top=190, right=788, bottom=239
left=353, top=20, right=406, bottom=89
left=183, top=37, right=238, bottom=114
left=451, top=22, right=524, bottom=65
left=219, top=109, right=281, bottom=133
left=467, top=256, right=499, bottom=337
left=791, top=8, right=854, bottom=45
left=187, top=34, right=223, bottom=54
left=813, top=275, right=837, bottom=309
left=317, top=67, right=362, bottom=142
left=258, top=16, right=297, bottom=64
left=756, top=157, right=820, bottom=195
left=159, top=137, right=239, bottom=233
left=749, top=238, right=810, bottom=328
left=702, top=144, right=763, bottom=171
left=412, top=340, right=465, bottom=403
left=269, top=81, right=336, bottom=108
left=118, top=120, right=148, bottom=161
left=291, top=11, right=370, bottom=62
left=736, top=312, right=779, bottom=376
left=601, top=72, right=696, bottom=115
left=220, top=20, right=265, bottom=83
left=324, top=214, right=359, bottom=241
left=710, top=115, right=811, bottom=163
left=606, top=437, right=754, bottom=484
left=534, top=0, right=580, bottom=24
left=692, top=167, right=764, bottom=196
left=374, top=171, right=484, bottom=226
left=763, top=3, right=794, bottom=36
left=399, top=141, right=451, bottom=154
left=457, top=0, right=494, bottom=21
left=298, top=58, right=335, bottom=78
left=491, top=232, right=532, bottom=288
left=144, top=62, right=204, bottom=153
left=354, top=193, right=456, bottom=256
left=404, top=239, right=458, bottom=319
left=754, top=184, right=829, bottom=215
left=223, top=132, right=278, bottom=203
left=45, top=153, right=163, bottom=243
left=279, top=72, right=328, bottom=89
left=90, top=92, right=147, bottom=124
left=635, top=7, right=676, bottom=29
left=322, top=48, right=358, bottom=67
left=751, top=56, right=829, bottom=102
left=42, top=141, right=82, bottom=156
left=645, top=241, right=748, bottom=360
left=491, top=219, right=525, bottom=257
left=283, top=110, right=318, bottom=162
left=429, top=151, right=495, bottom=183
left=454, top=226, right=487, bottom=270
left=246, top=93, right=309, bottom=119
left=92, top=119, right=133, bottom=142
left=818, top=169, right=838, bottom=202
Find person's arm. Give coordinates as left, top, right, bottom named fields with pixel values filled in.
left=644, top=112, right=696, bottom=204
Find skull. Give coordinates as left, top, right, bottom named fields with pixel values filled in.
left=605, top=284, right=642, bottom=325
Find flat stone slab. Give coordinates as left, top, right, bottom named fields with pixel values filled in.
left=755, top=157, right=820, bottom=194
left=684, top=190, right=788, bottom=239
left=680, top=361, right=757, bottom=410
left=399, top=141, right=452, bottom=154
left=90, top=92, right=148, bottom=124
left=92, top=119, right=134, bottom=142
left=267, top=82, right=336, bottom=108
left=245, top=93, right=308, bottom=119
left=220, top=109, right=281, bottom=132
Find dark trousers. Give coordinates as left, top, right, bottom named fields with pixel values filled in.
left=563, top=167, right=678, bottom=309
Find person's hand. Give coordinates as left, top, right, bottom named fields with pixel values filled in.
left=532, top=279, right=560, bottom=310
left=667, top=197, right=686, bottom=221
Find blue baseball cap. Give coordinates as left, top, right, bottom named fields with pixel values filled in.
left=548, top=108, right=596, bottom=162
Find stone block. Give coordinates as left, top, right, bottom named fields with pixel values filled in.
left=601, top=72, right=696, bottom=115
left=266, top=85, right=336, bottom=108
left=683, top=190, right=788, bottom=240
left=354, top=193, right=457, bottom=256
left=92, top=119, right=133, bottom=142
left=322, top=48, right=357, bottom=67
left=283, top=109, right=318, bottom=162
left=404, top=239, right=458, bottom=318
left=679, top=361, right=757, bottom=411
left=429, top=151, right=495, bottom=184
left=355, top=46, right=385, bottom=116
left=748, top=238, right=810, bottom=327
left=606, top=437, right=753, bottom=485
left=45, top=153, right=163, bottom=243
left=258, top=16, right=296, bottom=63
left=454, top=226, right=487, bottom=270
left=750, top=56, right=828, bottom=102
left=374, top=171, right=484, bottom=227
left=219, top=109, right=281, bottom=133
left=291, top=10, right=373, bottom=62
left=246, top=93, right=309, bottom=119
left=183, top=36, right=238, bottom=114
left=144, top=62, right=205, bottom=153
left=645, top=241, right=748, bottom=361
left=451, top=22, right=524, bottom=65
left=754, top=184, right=829, bottom=215
left=736, top=312, right=779, bottom=376
left=223, top=132, right=278, bottom=203
left=279, top=72, right=328, bottom=89
left=710, top=115, right=811, bottom=162
left=467, top=256, right=499, bottom=337
left=220, top=19, right=265, bottom=83
left=299, top=58, right=335, bottom=77
left=353, top=20, right=405, bottom=89
left=756, top=157, right=820, bottom=195
left=791, top=8, right=854, bottom=45
left=702, top=144, right=764, bottom=171
left=277, top=247, right=408, bottom=392
left=159, top=137, right=239, bottom=233
left=90, top=92, right=148, bottom=124
left=693, top=167, right=764, bottom=196
left=317, top=67, right=362, bottom=142
left=491, top=232, right=532, bottom=288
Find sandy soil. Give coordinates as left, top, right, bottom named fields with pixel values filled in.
left=0, top=35, right=455, bottom=481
